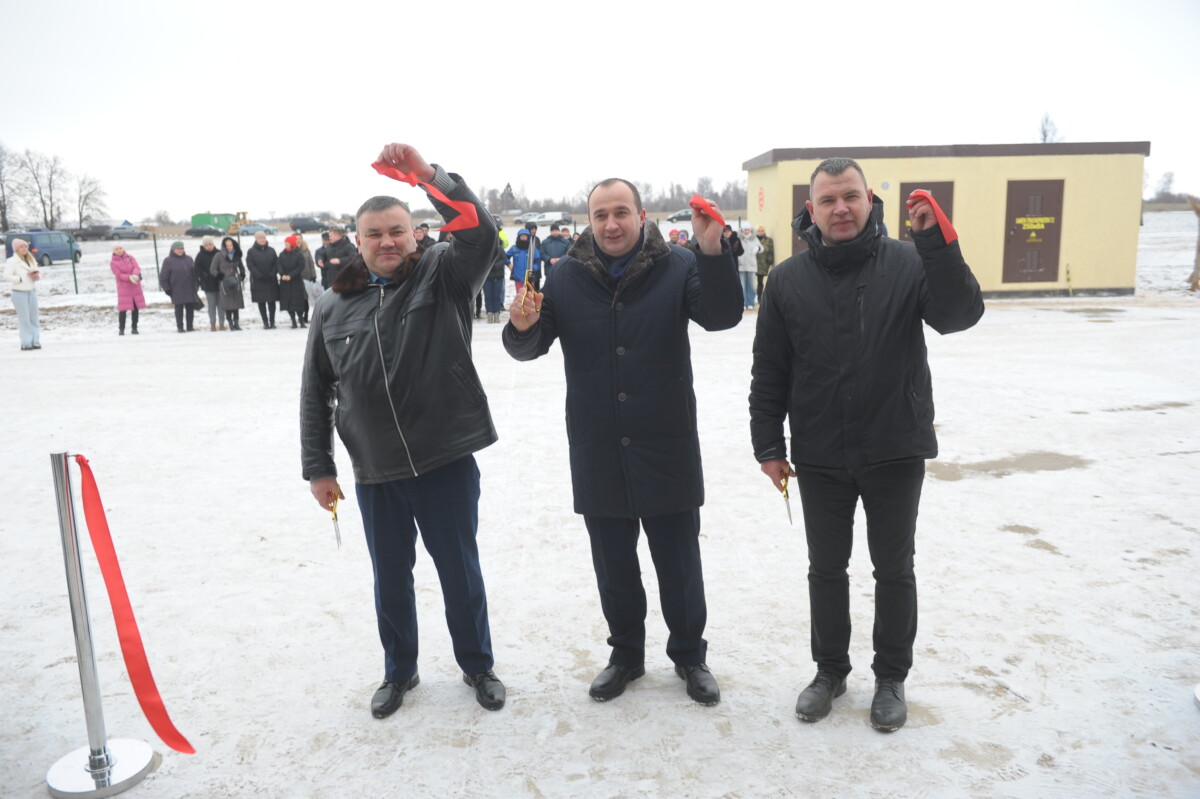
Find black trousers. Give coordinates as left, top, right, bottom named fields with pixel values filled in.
left=174, top=304, right=194, bottom=330
left=257, top=301, right=276, bottom=326
left=118, top=308, right=139, bottom=332
left=794, top=461, right=925, bottom=681
left=584, top=508, right=708, bottom=668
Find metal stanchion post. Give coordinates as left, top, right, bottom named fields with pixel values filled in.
left=46, top=452, right=156, bottom=799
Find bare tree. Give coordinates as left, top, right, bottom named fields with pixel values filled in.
left=0, top=142, right=18, bottom=232
left=74, top=173, right=108, bottom=228
left=19, top=149, right=70, bottom=229
left=1038, top=113, right=1060, bottom=143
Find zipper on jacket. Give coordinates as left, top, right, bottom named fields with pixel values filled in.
left=373, top=284, right=419, bottom=476
left=856, top=285, right=865, bottom=337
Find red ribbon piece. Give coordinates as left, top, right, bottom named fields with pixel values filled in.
left=73, top=454, right=195, bottom=754
left=371, top=161, right=480, bottom=233
left=688, top=194, right=726, bottom=228
left=905, top=189, right=958, bottom=244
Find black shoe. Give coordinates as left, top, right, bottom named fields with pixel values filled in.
left=795, top=670, right=847, bottom=722
left=870, top=678, right=907, bottom=731
left=462, top=670, right=506, bottom=711
left=675, top=663, right=721, bottom=706
left=588, top=662, right=645, bottom=701
left=119, top=330, right=125, bottom=336
left=131, top=329, right=138, bottom=335
left=32, top=343, right=41, bottom=349
left=371, top=674, right=419, bottom=719
left=177, top=328, right=185, bottom=333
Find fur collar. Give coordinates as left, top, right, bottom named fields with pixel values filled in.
left=569, top=222, right=671, bottom=294
left=332, top=252, right=422, bottom=293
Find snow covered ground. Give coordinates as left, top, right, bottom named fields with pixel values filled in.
left=2, top=213, right=1198, bottom=798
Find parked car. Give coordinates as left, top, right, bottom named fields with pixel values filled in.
left=666, top=208, right=692, bottom=222
left=513, top=212, right=541, bottom=225
left=69, top=224, right=117, bottom=241
left=238, top=222, right=278, bottom=236
left=4, top=229, right=82, bottom=264
left=533, top=211, right=572, bottom=225
left=109, top=225, right=150, bottom=240
left=185, top=224, right=226, bottom=237
left=289, top=217, right=325, bottom=233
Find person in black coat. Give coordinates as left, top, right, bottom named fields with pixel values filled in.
left=749, top=158, right=983, bottom=732
left=277, top=235, right=308, bottom=328
left=246, top=232, right=279, bottom=328
left=504, top=178, right=741, bottom=707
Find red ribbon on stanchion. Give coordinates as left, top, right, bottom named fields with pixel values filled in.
left=72, top=454, right=195, bottom=755
left=370, top=161, right=480, bottom=232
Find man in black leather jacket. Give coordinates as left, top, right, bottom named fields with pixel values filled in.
left=300, top=142, right=506, bottom=718
left=750, top=158, right=983, bottom=731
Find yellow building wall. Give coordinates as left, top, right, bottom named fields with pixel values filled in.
left=747, top=153, right=1144, bottom=294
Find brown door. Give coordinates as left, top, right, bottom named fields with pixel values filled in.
left=1003, top=180, right=1064, bottom=283
left=791, top=184, right=810, bottom=257
left=899, top=182, right=954, bottom=242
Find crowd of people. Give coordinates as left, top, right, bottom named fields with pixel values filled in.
left=5, top=212, right=777, bottom=349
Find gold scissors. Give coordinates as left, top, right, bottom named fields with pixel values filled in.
left=780, top=474, right=793, bottom=525
left=328, top=487, right=343, bottom=548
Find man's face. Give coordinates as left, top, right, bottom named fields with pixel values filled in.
left=806, top=169, right=874, bottom=243
left=589, top=182, right=645, bottom=258
left=329, top=230, right=343, bottom=243
left=414, top=227, right=427, bottom=241
left=356, top=205, right=415, bottom=279
left=255, top=233, right=267, bottom=246
left=203, top=242, right=215, bottom=251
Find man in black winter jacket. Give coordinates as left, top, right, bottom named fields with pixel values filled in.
left=301, top=142, right=506, bottom=719
left=504, top=178, right=741, bottom=707
left=749, top=158, right=983, bottom=731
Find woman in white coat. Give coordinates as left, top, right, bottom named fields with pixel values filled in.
left=6, top=237, right=42, bottom=350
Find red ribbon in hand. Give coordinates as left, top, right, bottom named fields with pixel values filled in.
left=371, top=161, right=480, bottom=233
left=73, top=454, right=195, bottom=754
left=905, top=189, right=958, bottom=244
left=688, top=194, right=726, bottom=228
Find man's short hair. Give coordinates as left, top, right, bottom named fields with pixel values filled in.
left=550, top=223, right=560, bottom=231
left=418, top=222, right=430, bottom=230
left=810, top=157, right=868, bottom=189
left=354, top=196, right=410, bottom=224
left=588, top=178, right=643, bottom=213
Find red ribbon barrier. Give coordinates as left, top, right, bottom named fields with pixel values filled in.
left=370, top=162, right=480, bottom=233
left=688, top=193, right=726, bottom=228
left=905, top=189, right=958, bottom=244
left=72, top=454, right=195, bottom=754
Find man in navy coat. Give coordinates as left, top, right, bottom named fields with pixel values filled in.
left=503, top=179, right=741, bottom=705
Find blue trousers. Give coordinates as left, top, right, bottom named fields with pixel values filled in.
left=356, top=455, right=494, bottom=682
left=740, top=271, right=757, bottom=307
left=12, top=289, right=40, bottom=347
left=483, top=279, right=505, bottom=313
left=584, top=508, right=708, bottom=668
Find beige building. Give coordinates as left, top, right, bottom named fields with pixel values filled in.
left=743, top=143, right=1150, bottom=296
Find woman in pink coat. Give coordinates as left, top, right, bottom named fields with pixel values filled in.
left=110, top=243, right=147, bottom=335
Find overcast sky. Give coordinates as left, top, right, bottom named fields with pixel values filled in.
left=3, top=0, right=1196, bottom=224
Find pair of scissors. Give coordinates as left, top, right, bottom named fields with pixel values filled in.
left=521, top=267, right=541, bottom=317
left=780, top=474, right=793, bottom=525
left=327, top=488, right=343, bottom=548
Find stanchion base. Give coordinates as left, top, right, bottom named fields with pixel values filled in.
left=47, top=739, right=158, bottom=799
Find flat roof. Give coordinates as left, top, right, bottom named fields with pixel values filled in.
left=742, top=142, right=1152, bottom=171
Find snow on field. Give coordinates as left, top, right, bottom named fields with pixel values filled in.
left=1, top=214, right=1198, bottom=798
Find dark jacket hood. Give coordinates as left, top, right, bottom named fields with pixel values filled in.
left=792, top=194, right=885, bottom=271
